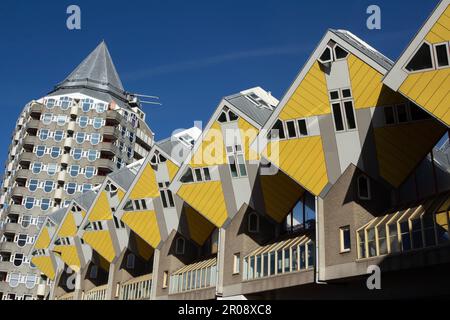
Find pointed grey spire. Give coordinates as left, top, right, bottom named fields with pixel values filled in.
left=56, top=41, right=125, bottom=96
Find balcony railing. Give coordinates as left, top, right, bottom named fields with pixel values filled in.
left=82, top=284, right=108, bottom=300
left=119, top=273, right=152, bottom=300
left=243, top=234, right=314, bottom=281
left=169, top=257, right=217, bottom=294
left=56, top=292, right=75, bottom=301
left=357, top=192, right=450, bottom=260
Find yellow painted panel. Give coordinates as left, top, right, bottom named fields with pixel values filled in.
left=260, top=171, right=304, bottom=223
left=129, top=163, right=159, bottom=200
left=348, top=55, right=406, bottom=109
left=238, top=117, right=260, bottom=161
left=57, top=213, right=77, bottom=238
left=279, top=61, right=330, bottom=120
left=82, top=230, right=116, bottom=263
left=121, top=210, right=161, bottom=249
left=117, top=189, right=125, bottom=202
left=35, top=227, right=51, bottom=250
left=400, top=69, right=450, bottom=126
left=373, top=121, right=446, bottom=187
left=263, top=137, right=328, bottom=196
left=54, top=245, right=81, bottom=270
left=191, top=121, right=226, bottom=167
left=31, top=256, right=55, bottom=280
left=185, top=205, right=216, bottom=245
left=166, top=159, right=180, bottom=182
left=88, top=191, right=113, bottom=222
left=177, top=181, right=228, bottom=227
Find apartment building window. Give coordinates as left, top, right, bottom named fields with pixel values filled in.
left=50, top=147, right=61, bottom=159
left=28, top=179, right=38, bottom=192
left=39, top=129, right=49, bottom=141
left=330, top=88, right=356, bottom=132
left=59, top=97, right=72, bottom=110
left=248, top=212, right=259, bottom=233
left=25, top=274, right=37, bottom=289
left=406, top=42, right=434, bottom=72
left=56, top=115, right=67, bottom=126
left=233, top=253, right=240, bottom=274
left=227, top=145, right=247, bottom=178
left=82, top=99, right=94, bottom=112
left=8, top=273, right=20, bottom=288
left=175, top=238, right=185, bottom=255
left=75, top=132, right=86, bottom=144
left=159, top=182, right=175, bottom=208
left=42, top=113, right=52, bottom=125
left=270, top=120, right=286, bottom=140
left=93, top=118, right=103, bottom=129
left=126, top=254, right=135, bottom=269
left=41, top=199, right=51, bottom=211
left=88, top=150, right=99, bottom=162
left=90, top=265, right=98, bottom=279
left=96, top=103, right=107, bottom=113
left=35, top=146, right=45, bottom=157
left=70, top=165, right=80, bottom=177
left=16, top=234, right=28, bottom=248
left=21, top=216, right=32, bottom=228
left=54, top=130, right=64, bottom=142
left=72, top=148, right=83, bottom=160
left=434, top=42, right=450, bottom=68
left=13, top=253, right=24, bottom=267
left=65, top=183, right=77, bottom=195
left=24, top=197, right=35, bottom=210
left=43, top=180, right=55, bottom=193
left=399, top=221, right=411, bottom=252
left=339, top=226, right=351, bottom=253
left=91, top=133, right=101, bottom=145
left=85, top=166, right=96, bottom=179
left=357, top=175, right=371, bottom=200
left=78, top=116, right=88, bottom=128
left=48, top=163, right=58, bottom=175
left=46, top=99, right=56, bottom=109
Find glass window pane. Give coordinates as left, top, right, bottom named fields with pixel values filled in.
left=332, top=103, right=344, bottom=131
left=343, top=101, right=356, bottom=129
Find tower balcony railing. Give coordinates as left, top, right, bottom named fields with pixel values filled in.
left=243, top=234, right=315, bottom=282
left=119, top=273, right=152, bottom=300
left=169, top=257, right=217, bottom=295
left=56, top=292, right=75, bottom=301
left=82, top=284, right=108, bottom=300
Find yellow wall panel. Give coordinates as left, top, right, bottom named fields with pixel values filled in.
left=88, top=191, right=113, bottom=222
left=279, top=61, right=330, bottom=120
left=263, top=137, right=328, bottom=196
left=82, top=230, right=116, bottom=263
left=121, top=210, right=161, bottom=249
left=348, top=55, right=406, bottom=109
left=129, top=163, right=159, bottom=200
left=57, top=213, right=77, bottom=238
left=400, top=69, right=450, bottom=126
left=54, top=245, right=81, bottom=270
left=425, top=5, right=450, bottom=44
left=191, top=121, right=226, bottom=168
left=31, top=256, right=55, bottom=280
left=185, top=205, right=216, bottom=245
left=373, top=121, right=446, bottom=187
left=177, top=181, right=228, bottom=227
left=166, top=160, right=180, bottom=182
left=260, top=171, right=304, bottom=223
left=35, top=227, right=51, bottom=250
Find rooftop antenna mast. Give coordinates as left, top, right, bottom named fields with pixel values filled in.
left=132, top=93, right=163, bottom=106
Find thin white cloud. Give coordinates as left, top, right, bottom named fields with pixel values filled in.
left=123, top=44, right=311, bottom=80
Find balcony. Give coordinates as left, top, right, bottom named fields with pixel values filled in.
left=242, top=234, right=314, bottom=282
left=96, top=159, right=116, bottom=172
left=19, top=152, right=34, bottom=163
left=11, top=186, right=28, bottom=197
left=23, top=135, right=37, bottom=146
left=6, top=205, right=22, bottom=215
left=82, top=284, right=108, bottom=300
left=26, top=119, right=40, bottom=130
left=3, top=222, right=20, bottom=234
left=105, top=110, right=122, bottom=125
left=98, top=142, right=118, bottom=155
left=169, top=257, right=217, bottom=295
left=119, top=274, right=152, bottom=300
left=29, top=103, right=44, bottom=115
left=102, top=126, right=120, bottom=140
left=0, top=241, right=16, bottom=252
left=15, top=169, right=30, bottom=180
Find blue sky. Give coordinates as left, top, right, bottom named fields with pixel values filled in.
left=0, top=0, right=440, bottom=164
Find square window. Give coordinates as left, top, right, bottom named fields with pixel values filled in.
left=330, top=91, right=339, bottom=100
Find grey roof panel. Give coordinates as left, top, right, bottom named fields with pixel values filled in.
left=109, top=167, right=136, bottom=190
left=73, top=190, right=97, bottom=211
left=49, top=208, right=68, bottom=225
left=157, top=139, right=191, bottom=164
left=54, top=41, right=126, bottom=99
left=224, top=94, right=275, bottom=127
left=330, top=29, right=394, bottom=71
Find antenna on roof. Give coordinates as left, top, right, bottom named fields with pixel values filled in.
left=127, top=93, right=162, bottom=107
